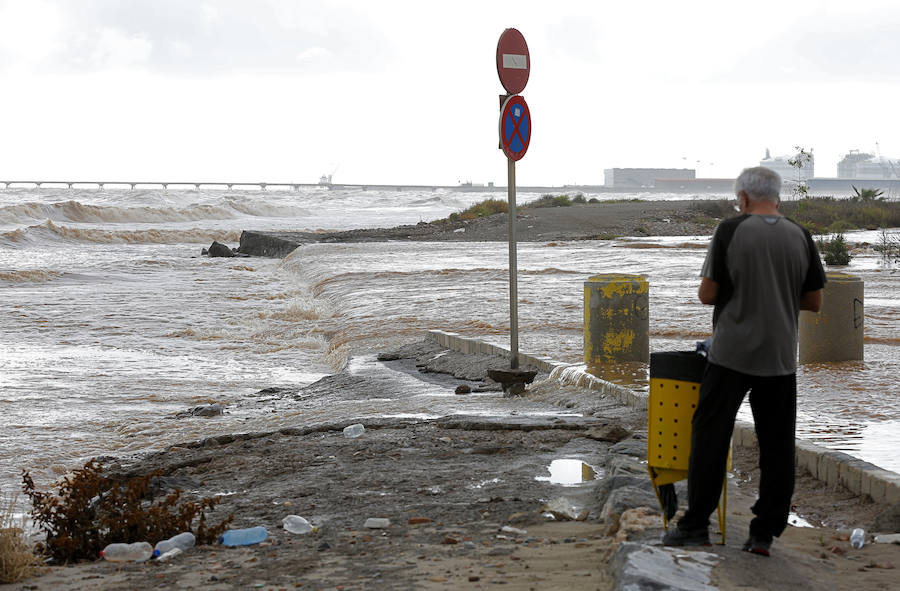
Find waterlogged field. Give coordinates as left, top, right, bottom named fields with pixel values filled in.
left=1, top=187, right=898, bottom=503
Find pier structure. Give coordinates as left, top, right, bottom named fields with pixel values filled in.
left=0, top=180, right=573, bottom=193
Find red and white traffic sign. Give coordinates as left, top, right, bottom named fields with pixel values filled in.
left=499, top=95, right=531, bottom=161
left=496, top=28, right=530, bottom=95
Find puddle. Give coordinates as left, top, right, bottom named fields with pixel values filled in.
left=535, top=459, right=601, bottom=485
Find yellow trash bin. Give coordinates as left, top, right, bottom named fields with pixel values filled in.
left=647, top=351, right=729, bottom=543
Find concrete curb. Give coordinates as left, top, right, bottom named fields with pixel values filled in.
left=426, top=330, right=900, bottom=505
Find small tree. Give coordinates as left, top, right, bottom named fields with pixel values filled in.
left=787, top=146, right=813, bottom=201
left=817, top=233, right=852, bottom=266
left=851, top=185, right=884, bottom=202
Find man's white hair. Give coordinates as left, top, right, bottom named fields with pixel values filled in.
left=734, top=167, right=781, bottom=203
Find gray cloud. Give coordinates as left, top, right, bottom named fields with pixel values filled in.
left=2, top=0, right=395, bottom=76
left=714, top=13, right=900, bottom=83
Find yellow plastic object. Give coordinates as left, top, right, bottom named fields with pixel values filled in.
left=647, top=371, right=730, bottom=544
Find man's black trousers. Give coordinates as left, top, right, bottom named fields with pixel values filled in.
left=678, top=362, right=797, bottom=539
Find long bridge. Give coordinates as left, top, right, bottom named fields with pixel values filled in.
left=0, top=180, right=603, bottom=193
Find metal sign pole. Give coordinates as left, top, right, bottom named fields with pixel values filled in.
left=507, top=156, right=519, bottom=370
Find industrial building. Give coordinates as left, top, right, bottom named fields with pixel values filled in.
left=603, top=168, right=694, bottom=189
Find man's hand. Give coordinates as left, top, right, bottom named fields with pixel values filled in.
left=698, top=277, right=718, bottom=305
left=799, top=289, right=823, bottom=313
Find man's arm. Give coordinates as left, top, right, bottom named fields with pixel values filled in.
left=698, top=277, right=718, bottom=305
left=799, top=289, right=823, bottom=313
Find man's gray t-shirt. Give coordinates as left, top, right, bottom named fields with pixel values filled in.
left=701, top=214, right=826, bottom=376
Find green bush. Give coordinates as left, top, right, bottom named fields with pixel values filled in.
left=781, top=198, right=899, bottom=234
left=817, top=233, right=852, bottom=266
left=851, top=186, right=884, bottom=202
left=527, top=194, right=573, bottom=208
left=446, top=198, right=508, bottom=222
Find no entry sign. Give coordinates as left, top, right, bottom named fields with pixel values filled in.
left=499, top=94, right=531, bottom=161
left=496, top=28, right=530, bottom=95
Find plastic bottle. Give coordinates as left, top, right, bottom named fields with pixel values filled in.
left=343, top=423, right=365, bottom=438
left=283, top=515, right=317, bottom=534
left=153, top=532, right=196, bottom=557
left=850, top=528, right=865, bottom=549
left=156, top=547, right=183, bottom=562
left=100, top=541, right=153, bottom=562
left=218, top=526, right=268, bottom=546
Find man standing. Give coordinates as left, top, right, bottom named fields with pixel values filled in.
left=663, top=166, right=826, bottom=556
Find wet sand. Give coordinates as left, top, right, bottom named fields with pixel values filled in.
left=5, top=340, right=898, bottom=591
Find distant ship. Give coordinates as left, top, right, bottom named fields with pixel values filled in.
left=837, top=149, right=900, bottom=179
left=759, top=148, right=814, bottom=183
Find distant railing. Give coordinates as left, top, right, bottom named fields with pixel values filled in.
left=0, top=180, right=618, bottom=193
left=0, top=180, right=474, bottom=192
left=0, top=181, right=326, bottom=191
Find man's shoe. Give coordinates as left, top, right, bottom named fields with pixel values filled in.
left=662, top=526, right=711, bottom=547
left=741, top=534, right=772, bottom=556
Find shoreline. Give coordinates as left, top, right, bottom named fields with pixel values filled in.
left=6, top=337, right=899, bottom=591
left=236, top=200, right=720, bottom=257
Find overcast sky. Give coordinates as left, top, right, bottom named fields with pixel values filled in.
left=1, top=0, right=899, bottom=185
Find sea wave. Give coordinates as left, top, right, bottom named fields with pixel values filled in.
left=226, top=199, right=310, bottom=218
left=0, top=269, right=63, bottom=283
left=0, top=220, right=241, bottom=245
left=0, top=200, right=238, bottom=224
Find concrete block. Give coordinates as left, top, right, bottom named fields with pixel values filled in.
left=838, top=460, right=864, bottom=493
left=795, top=441, right=822, bottom=479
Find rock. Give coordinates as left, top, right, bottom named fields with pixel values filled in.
left=364, top=518, right=390, bottom=529
left=613, top=507, right=661, bottom=541
left=873, top=502, right=900, bottom=533
left=237, top=230, right=303, bottom=258
left=605, top=454, right=648, bottom=478
left=207, top=241, right=236, bottom=257
left=441, top=536, right=459, bottom=544
left=150, top=476, right=201, bottom=494
left=176, top=403, right=224, bottom=418
left=600, top=485, right=659, bottom=533
left=455, top=384, right=472, bottom=394
left=377, top=352, right=402, bottom=361
left=609, top=542, right=720, bottom=591
left=596, top=474, right=657, bottom=507
left=609, top=438, right=647, bottom=459
left=540, top=497, right=580, bottom=521
left=408, top=517, right=432, bottom=525
left=201, top=247, right=209, bottom=255
left=585, top=424, right=631, bottom=443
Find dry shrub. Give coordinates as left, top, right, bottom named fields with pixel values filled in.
left=0, top=493, right=41, bottom=583
left=22, top=460, right=233, bottom=563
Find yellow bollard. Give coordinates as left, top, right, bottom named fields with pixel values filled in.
left=799, top=272, right=864, bottom=363
left=583, top=273, right=649, bottom=368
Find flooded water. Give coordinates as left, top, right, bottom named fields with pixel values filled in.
left=535, top=459, right=601, bottom=485
left=1, top=186, right=898, bottom=502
